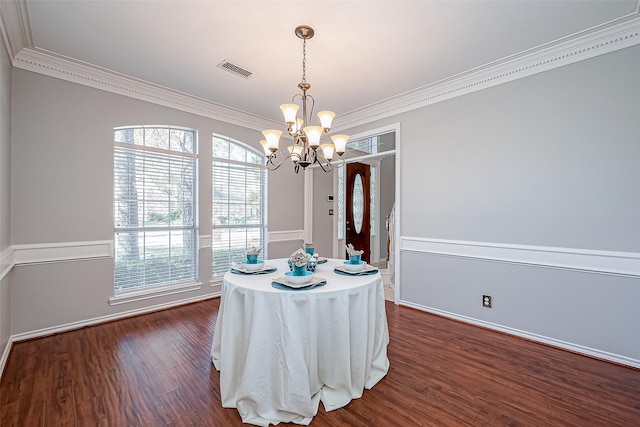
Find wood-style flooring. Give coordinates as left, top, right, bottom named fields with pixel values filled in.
left=1, top=298, right=639, bottom=426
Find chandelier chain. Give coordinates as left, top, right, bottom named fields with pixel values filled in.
left=302, top=38, right=307, bottom=83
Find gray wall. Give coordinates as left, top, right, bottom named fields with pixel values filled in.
left=0, top=34, right=11, bottom=360
left=399, top=49, right=640, bottom=250
left=342, top=45, right=640, bottom=364
left=312, top=167, right=334, bottom=258
left=267, top=167, right=304, bottom=259
left=9, top=69, right=302, bottom=335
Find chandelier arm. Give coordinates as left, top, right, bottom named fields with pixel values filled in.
left=310, top=148, right=332, bottom=173
left=265, top=150, right=299, bottom=171
left=316, top=158, right=332, bottom=173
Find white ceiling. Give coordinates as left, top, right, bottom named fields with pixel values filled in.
left=9, top=1, right=640, bottom=126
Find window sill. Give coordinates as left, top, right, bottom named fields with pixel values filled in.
left=109, top=281, right=202, bottom=306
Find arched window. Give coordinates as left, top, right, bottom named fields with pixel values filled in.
left=212, top=135, right=267, bottom=277
left=113, top=126, right=198, bottom=293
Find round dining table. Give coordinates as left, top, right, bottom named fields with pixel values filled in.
left=210, top=257, right=389, bottom=426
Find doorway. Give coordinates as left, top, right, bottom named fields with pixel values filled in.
left=308, top=123, right=399, bottom=302
left=345, top=162, right=371, bottom=262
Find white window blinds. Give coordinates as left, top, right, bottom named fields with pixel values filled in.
left=212, top=136, right=267, bottom=277
left=113, top=126, right=198, bottom=293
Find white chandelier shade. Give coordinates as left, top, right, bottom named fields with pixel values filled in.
left=261, top=25, right=349, bottom=173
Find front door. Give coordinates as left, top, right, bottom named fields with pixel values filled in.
left=345, top=162, right=370, bottom=263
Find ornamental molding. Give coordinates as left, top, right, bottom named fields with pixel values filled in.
left=334, top=14, right=640, bottom=130
left=12, top=48, right=277, bottom=131
left=0, top=0, right=32, bottom=58
left=2, top=3, right=639, bottom=131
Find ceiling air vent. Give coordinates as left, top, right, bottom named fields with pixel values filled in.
left=217, top=60, right=253, bottom=79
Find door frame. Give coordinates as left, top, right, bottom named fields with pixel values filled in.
left=331, top=123, right=402, bottom=304
left=304, top=122, right=401, bottom=303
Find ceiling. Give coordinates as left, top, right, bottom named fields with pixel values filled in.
left=6, top=1, right=640, bottom=127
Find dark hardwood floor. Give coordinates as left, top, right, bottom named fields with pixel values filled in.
left=1, top=298, right=639, bottom=426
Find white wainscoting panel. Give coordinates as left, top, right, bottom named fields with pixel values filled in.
left=401, top=237, right=640, bottom=278
left=12, top=240, right=113, bottom=265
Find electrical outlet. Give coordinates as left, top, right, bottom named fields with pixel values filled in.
left=482, top=295, right=492, bottom=308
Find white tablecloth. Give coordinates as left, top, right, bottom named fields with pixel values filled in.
left=211, top=258, right=389, bottom=426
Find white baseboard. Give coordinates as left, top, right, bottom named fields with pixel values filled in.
left=401, top=237, right=640, bottom=278
left=9, top=292, right=220, bottom=344
left=0, top=336, right=12, bottom=380
left=399, top=299, right=640, bottom=370
left=1, top=291, right=222, bottom=379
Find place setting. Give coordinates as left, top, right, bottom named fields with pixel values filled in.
left=334, top=244, right=379, bottom=276
left=273, top=245, right=327, bottom=290
left=230, top=246, right=277, bottom=275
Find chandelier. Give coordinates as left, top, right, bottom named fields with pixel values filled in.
left=260, top=25, right=349, bottom=173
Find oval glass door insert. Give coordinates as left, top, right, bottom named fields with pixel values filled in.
left=352, top=173, right=364, bottom=234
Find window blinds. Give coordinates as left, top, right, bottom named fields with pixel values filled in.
left=212, top=143, right=267, bottom=277
left=114, top=144, right=197, bottom=292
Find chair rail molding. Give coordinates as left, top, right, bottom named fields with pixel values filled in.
left=268, top=230, right=304, bottom=243
left=199, top=235, right=212, bottom=250
left=0, top=246, right=14, bottom=281
left=12, top=240, right=114, bottom=265
left=400, top=237, right=640, bottom=278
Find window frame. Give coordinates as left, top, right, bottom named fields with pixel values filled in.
left=112, top=125, right=200, bottom=302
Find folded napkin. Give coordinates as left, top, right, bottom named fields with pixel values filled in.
left=345, top=243, right=364, bottom=257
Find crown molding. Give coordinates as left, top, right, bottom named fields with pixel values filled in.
left=3, top=4, right=639, bottom=132
left=0, top=0, right=32, bottom=58
left=334, top=14, right=640, bottom=131
left=12, top=47, right=277, bottom=132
